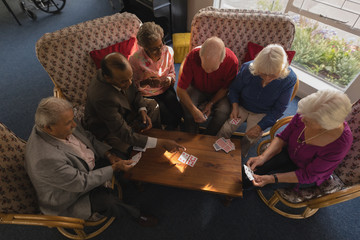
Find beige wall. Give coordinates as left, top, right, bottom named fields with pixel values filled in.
left=187, top=0, right=213, bottom=31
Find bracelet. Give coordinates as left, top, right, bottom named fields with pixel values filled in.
left=273, top=174, right=278, bottom=184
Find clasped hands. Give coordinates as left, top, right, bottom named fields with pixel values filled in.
left=246, top=155, right=273, bottom=187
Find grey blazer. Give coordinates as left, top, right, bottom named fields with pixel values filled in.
left=84, top=71, right=148, bottom=153
left=25, top=123, right=113, bottom=219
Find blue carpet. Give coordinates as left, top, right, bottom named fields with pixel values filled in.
left=1, top=1, right=359, bottom=239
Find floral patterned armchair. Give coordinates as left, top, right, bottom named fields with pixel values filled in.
left=0, top=121, right=121, bottom=239
left=256, top=99, right=360, bottom=219
left=35, top=12, right=141, bottom=118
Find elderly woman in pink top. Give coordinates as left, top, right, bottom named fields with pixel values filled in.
left=129, top=22, right=183, bottom=130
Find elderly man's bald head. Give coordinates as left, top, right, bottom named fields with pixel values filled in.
left=101, top=52, right=133, bottom=90
left=199, top=37, right=226, bottom=73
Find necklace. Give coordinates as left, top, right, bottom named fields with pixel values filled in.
left=297, top=127, right=329, bottom=144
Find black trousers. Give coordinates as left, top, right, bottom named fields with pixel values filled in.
left=242, top=148, right=315, bottom=189
left=89, top=186, right=140, bottom=219
left=147, top=87, right=183, bottom=130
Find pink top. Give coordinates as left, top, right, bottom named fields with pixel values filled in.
left=277, top=113, right=353, bottom=185
left=129, top=46, right=176, bottom=97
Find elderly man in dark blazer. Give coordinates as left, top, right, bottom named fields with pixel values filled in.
left=25, top=97, right=157, bottom=226
left=84, top=52, right=183, bottom=157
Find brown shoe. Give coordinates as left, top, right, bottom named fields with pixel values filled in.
left=137, top=214, right=158, bottom=227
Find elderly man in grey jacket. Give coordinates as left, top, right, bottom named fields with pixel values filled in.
left=25, top=97, right=157, bottom=226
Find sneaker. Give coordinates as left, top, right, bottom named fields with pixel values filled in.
left=137, top=214, right=158, bottom=227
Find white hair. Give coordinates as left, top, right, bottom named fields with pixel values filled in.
left=249, top=44, right=290, bottom=78
left=35, top=97, right=73, bottom=129
left=297, top=90, right=352, bottom=130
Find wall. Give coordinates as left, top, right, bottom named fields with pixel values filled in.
left=187, top=0, right=213, bottom=31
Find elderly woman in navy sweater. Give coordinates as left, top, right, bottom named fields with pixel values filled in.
left=217, top=44, right=297, bottom=157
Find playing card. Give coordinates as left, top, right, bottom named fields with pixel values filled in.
left=230, top=118, right=241, bottom=125
left=131, top=152, right=142, bottom=166
left=178, top=152, right=190, bottom=164
left=213, top=143, right=221, bottom=151
left=187, top=155, right=198, bottom=167
left=203, top=113, right=208, bottom=120
left=133, top=146, right=146, bottom=152
left=243, top=164, right=254, bottom=181
left=215, top=137, right=235, bottom=153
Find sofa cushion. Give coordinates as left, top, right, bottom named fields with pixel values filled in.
left=277, top=174, right=345, bottom=203
left=243, top=41, right=296, bottom=64
left=0, top=123, right=39, bottom=214
left=90, top=37, right=138, bottom=69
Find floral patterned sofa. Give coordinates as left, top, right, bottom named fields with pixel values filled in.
left=35, top=12, right=142, bottom=117
left=190, top=7, right=296, bottom=67
left=256, top=99, right=360, bottom=219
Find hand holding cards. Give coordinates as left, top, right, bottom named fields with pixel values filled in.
left=178, top=151, right=198, bottom=167
left=130, top=152, right=142, bottom=166
left=229, top=118, right=241, bottom=125
left=243, top=164, right=254, bottom=181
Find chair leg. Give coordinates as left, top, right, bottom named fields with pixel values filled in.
left=257, top=189, right=319, bottom=219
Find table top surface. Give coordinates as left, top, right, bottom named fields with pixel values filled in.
left=124, top=129, right=243, bottom=197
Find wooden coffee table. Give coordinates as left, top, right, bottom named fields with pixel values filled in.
left=124, top=129, right=243, bottom=197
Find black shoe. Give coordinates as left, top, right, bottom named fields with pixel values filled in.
left=137, top=214, right=158, bottom=227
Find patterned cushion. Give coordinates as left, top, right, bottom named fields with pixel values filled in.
left=0, top=123, right=39, bottom=214
left=190, top=7, right=296, bottom=67
left=334, top=99, right=360, bottom=186
left=35, top=13, right=141, bottom=111
left=277, top=174, right=345, bottom=204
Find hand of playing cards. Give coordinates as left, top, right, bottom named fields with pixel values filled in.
left=229, top=118, right=241, bottom=125
left=178, top=151, right=198, bottom=167
left=130, top=152, right=142, bottom=166
left=213, top=137, right=235, bottom=153
left=243, top=164, right=254, bottom=181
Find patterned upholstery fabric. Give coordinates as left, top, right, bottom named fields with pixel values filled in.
left=275, top=99, right=360, bottom=203
left=0, top=123, right=39, bottom=214
left=190, top=7, right=296, bottom=67
left=277, top=174, right=345, bottom=204
left=35, top=13, right=141, bottom=111
left=335, top=99, right=360, bottom=186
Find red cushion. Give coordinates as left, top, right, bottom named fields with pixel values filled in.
left=89, top=37, right=138, bottom=69
left=243, top=42, right=296, bottom=64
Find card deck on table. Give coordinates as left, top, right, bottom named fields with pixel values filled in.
left=213, top=143, right=221, bottom=151
left=243, top=164, right=254, bottom=181
left=131, top=152, right=142, bottom=166
left=215, top=137, right=235, bottom=153
left=230, top=118, right=241, bottom=125
left=187, top=155, right=198, bottom=167
left=178, top=152, right=190, bottom=164
left=177, top=152, right=198, bottom=167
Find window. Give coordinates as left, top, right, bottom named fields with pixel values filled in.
left=214, top=0, right=360, bottom=102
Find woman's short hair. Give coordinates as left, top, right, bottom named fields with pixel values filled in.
left=35, top=97, right=73, bottom=129
left=136, top=22, right=164, bottom=48
left=249, top=44, right=290, bottom=79
left=297, top=89, right=352, bottom=130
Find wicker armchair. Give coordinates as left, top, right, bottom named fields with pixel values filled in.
left=256, top=99, right=360, bottom=219
left=179, top=7, right=299, bottom=136
left=0, top=122, right=122, bottom=239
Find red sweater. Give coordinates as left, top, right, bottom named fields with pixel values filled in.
left=178, top=47, right=238, bottom=94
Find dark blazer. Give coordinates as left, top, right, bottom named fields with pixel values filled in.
left=25, top=123, right=113, bottom=219
left=84, top=71, right=149, bottom=153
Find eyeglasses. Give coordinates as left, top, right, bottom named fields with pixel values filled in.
left=147, top=43, right=164, bottom=53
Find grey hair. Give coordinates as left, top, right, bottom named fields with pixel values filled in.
left=199, top=36, right=226, bottom=62
left=297, top=89, right=352, bottom=130
left=249, top=44, right=290, bottom=78
left=137, top=22, right=164, bottom=48
left=35, top=97, right=73, bottom=129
